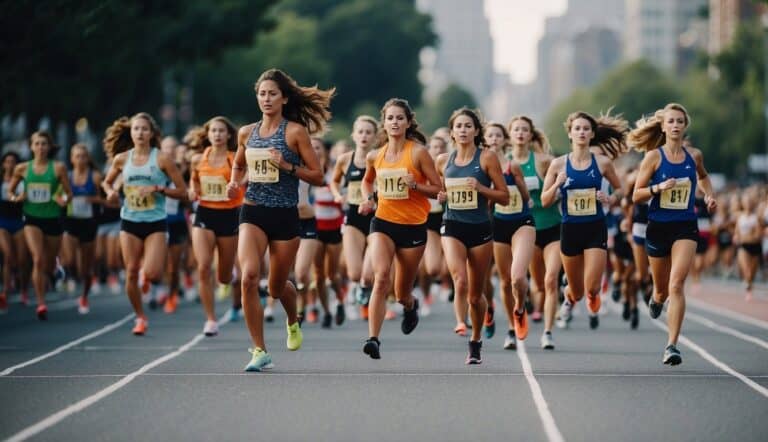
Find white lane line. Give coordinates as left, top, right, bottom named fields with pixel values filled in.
left=0, top=313, right=135, bottom=376
left=6, top=313, right=230, bottom=442
left=647, top=313, right=768, bottom=399
left=687, top=297, right=768, bottom=331
left=516, top=341, right=566, bottom=442
left=686, top=311, right=768, bottom=351
left=3, top=372, right=768, bottom=379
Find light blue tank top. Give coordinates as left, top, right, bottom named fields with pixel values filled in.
left=121, top=148, right=168, bottom=223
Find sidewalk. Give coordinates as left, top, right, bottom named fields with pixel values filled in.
left=687, top=278, right=768, bottom=322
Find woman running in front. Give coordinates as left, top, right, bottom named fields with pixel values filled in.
left=7, top=131, right=72, bottom=320
left=630, top=103, right=717, bottom=365
left=227, top=69, right=330, bottom=372
left=541, top=111, right=626, bottom=331
left=436, top=109, right=508, bottom=364
left=734, top=190, right=762, bottom=301
left=358, top=98, right=441, bottom=359
left=188, top=116, right=244, bottom=336
left=102, top=112, right=187, bottom=335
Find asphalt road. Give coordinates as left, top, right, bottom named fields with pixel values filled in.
left=0, top=279, right=766, bottom=442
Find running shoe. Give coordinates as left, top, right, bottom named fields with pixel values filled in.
left=448, top=288, right=455, bottom=303
left=589, top=313, right=599, bottom=330
left=401, top=298, right=420, bottom=334
left=611, top=281, right=622, bottom=302
left=541, top=331, right=555, bottom=350
left=264, top=305, right=275, bottom=323
left=559, top=298, right=574, bottom=323
left=466, top=340, right=482, bottom=365
left=203, top=320, right=219, bottom=337
left=630, top=307, right=639, bottom=330
left=307, top=307, right=319, bottom=324
left=503, top=330, right=517, bottom=350
left=586, top=293, right=601, bottom=315
left=335, top=304, right=346, bottom=326
left=321, top=312, right=332, bottom=329
left=286, top=320, right=303, bottom=350
left=36, top=304, right=48, bottom=321
left=356, top=286, right=372, bottom=305
left=360, top=304, right=369, bottom=321
left=216, top=283, right=231, bottom=301
left=662, top=344, right=682, bottom=366
left=78, top=296, right=90, bottom=315
left=20, top=290, right=29, bottom=306
left=184, top=272, right=194, bottom=291
left=531, top=311, right=542, bottom=323
left=745, top=289, right=753, bottom=302
left=258, top=286, right=269, bottom=307
left=229, top=307, right=241, bottom=323
left=648, top=296, right=664, bottom=319
left=484, top=305, right=495, bottom=339
left=622, top=301, right=630, bottom=321
left=363, top=337, right=381, bottom=359
left=164, top=292, right=178, bottom=314
left=0, top=292, right=7, bottom=313
left=132, top=317, right=148, bottom=335
left=454, top=322, right=468, bottom=337
left=513, top=309, right=529, bottom=340
left=244, top=348, right=273, bottom=372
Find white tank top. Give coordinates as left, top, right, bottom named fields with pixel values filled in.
left=738, top=213, right=758, bottom=235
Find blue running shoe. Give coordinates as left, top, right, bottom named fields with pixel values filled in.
left=244, top=348, right=274, bottom=372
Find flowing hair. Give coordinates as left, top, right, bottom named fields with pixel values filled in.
left=628, top=103, right=691, bottom=152
left=185, top=116, right=238, bottom=153
left=448, top=107, right=485, bottom=147
left=103, top=112, right=162, bottom=158
left=564, top=110, right=629, bottom=160
left=508, top=115, right=551, bottom=155
left=255, top=69, right=335, bottom=135
left=378, top=98, right=427, bottom=146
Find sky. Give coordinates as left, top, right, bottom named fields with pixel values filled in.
left=484, top=0, right=568, bottom=84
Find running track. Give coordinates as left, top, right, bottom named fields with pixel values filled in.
left=0, top=280, right=766, bottom=442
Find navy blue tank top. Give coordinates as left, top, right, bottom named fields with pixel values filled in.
left=559, top=153, right=604, bottom=224
left=68, top=170, right=97, bottom=219
left=493, top=161, right=530, bottom=221
left=443, top=148, right=491, bottom=224
left=648, top=147, right=696, bottom=222
left=244, top=119, right=300, bottom=208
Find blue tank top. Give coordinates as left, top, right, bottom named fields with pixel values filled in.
left=67, top=170, right=97, bottom=219
left=559, top=153, right=604, bottom=224
left=493, top=161, right=531, bottom=221
left=165, top=182, right=185, bottom=223
left=121, top=148, right=168, bottom=223
left=648, top=147, right=696, bottom=222
left=244, top=119, right=300, bottom=208
left=443, top=148, right=491, bottom=224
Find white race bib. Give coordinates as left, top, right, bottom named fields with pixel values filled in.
left=659, top=178, right=691, bottom=210
left=347, top=181, right=364, bottom=205
left=246, top=149, right=279, bottom=183
left=445, top=177, right=478, bottom=210
left=523, top=176, right=539, bottom=191
left=429, top=198, right=443, bottom=214
left=495, top=185, right=523, bottom=215
left=70, top=196, right=93, bottom=218
left=165, top=197, right=180, bottom=215
left=377, top=168, right=409, bottom=200
left=200, top=175, right=228, bottom=202
left=124, top=185, right=156, bottom=212
left=632, top=223, right=647, bottom=239
left=566, top=188, right=597, bottom=216
left=27, top=183, right=51, bottom=204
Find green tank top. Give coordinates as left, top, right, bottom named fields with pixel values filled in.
left=23, top=161, right=61, bottom=219
left=520, top=151, right=560, bottom=230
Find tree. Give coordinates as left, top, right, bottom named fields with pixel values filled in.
left=418, top=84, right=478, bottom=135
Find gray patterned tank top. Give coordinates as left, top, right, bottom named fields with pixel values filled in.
left=244, top=119, right=301, bottom=207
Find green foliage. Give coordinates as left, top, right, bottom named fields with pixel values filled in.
left=417, top=84, right=478, bottom=135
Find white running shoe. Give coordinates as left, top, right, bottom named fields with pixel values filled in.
left=203, top=320, right=219, bottom=337
left=541, top=332, right=555, bottom=350
left=559, top=299, right=573, bottom=323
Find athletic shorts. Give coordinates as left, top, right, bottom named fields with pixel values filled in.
left=193, top=206, right=240, bottom=237
left=167, top=220, right=189, bottom=246
left=318, top=229, right=342, bottom=245
left=442, top=219, right=493, bottom=249
left=492, top=216, right=535, bottom=244
left=344, top=206, right=373, bottom=236
left=23, top=215, right=63, bottom=236
left=370, top=217, right=426, bottom=249
left=560, top=220, right=607, bottom=257
left=240, top=204, right=299, bottom=241
left=299, top=217, right=318, bottom=240
left=121, top=219, right=168, bottom=241
left=535, top=223, right=561, bottom=249
left=632, top=222, right=647, bottom=246
left=97, top=220, right=121, bottom=238
left=63, top=217, right=98, bottom=243
left=426, top=212, right=443, bottom=233
left=0, top=216, right=23, bottom=235
left=741, top=243, right=762, bottom=257
left=696, top=233, right=710, bottom=255
left=645, top=220, right=699, bottom=258
left=613, top=231, right=634, bottom=261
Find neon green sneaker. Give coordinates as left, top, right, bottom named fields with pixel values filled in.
left=244, top=348, right=273, bottom=372
left=286, top=320, right=303, bottom=351
left=216, top=283, right=231, bottom=301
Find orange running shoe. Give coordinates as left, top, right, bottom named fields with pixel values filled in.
left=513, top=309, right=528, bottom=341
left=78, top=296, right=90, bottom=314
left=164, top=292, right=178, bottom=314
left=586, top=293, right=601, bottom=314
left=454, top=322, right=468, bottom=337
left=360, top=304, right=369, bottom=320
left=307, top=308, right=319, bottom=323
left=36, top=304, right=48, bottom=321
left=132, top=317, right=148, bottom=335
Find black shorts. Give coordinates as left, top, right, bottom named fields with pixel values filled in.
left=63, top=217, right=98, bottom=243
left=344, top=207, right=373, bottom=236
left=535, top=223, right=561, bottom=249
left=167, top=220, right=189, bottom=246
left=23, top=215, right=63, bottom=236
left=193, top=206, right=240, bottom=237
left=741, top=243, right=762, bottom=257
left=370, top=217, right=426, bottom=249
left=613, top=231, right=634, bottom=261
left=121, top=219, right=168, bottom=241
left=645, top=220, right=699, bottom=258
left=318, top=229, right=342, bottom=245
left=696, top=235, right=709, bottom=255
left=442, top=219, right=493, bottom=249
left=560, top=220, right=608, bottom=257
left=426, top=212, right=443, bottom=233
left=240, top=204, right=299, bottom=241
left=493, top=216, right=535, bottom=244
left=299, top=217, right=318, bottom=240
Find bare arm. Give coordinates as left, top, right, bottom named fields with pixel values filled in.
left=188, top=153, right=202, bottom=201
left=509, top=162, right=529, bottom=204
left=540, top=156, right=565, bottom=208
left=480, top=150, right=510, bottom=206
left=157, top=152, right=188, bottom=200
left=329, top=151, right=350, bottom=203
left=692, top=148, right=717, bottom=212
left=632, top=151, right=660, bottom=204
left=358, top=150, right=379, bottom=215
left=7, top=163, right=27, bottom=202
left=411, top=146, right=441, bottom=199
left=54, top=162, right=73, bottom=206
left=285, top=122, right=323, bottom=186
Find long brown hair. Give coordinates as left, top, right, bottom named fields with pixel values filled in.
left=255, top=69, right=335, bottom=135
left=103, top=112, right=162, bottom=157
left=564, top=110, right=629, bottom=160
left=185, top=116, right=238, bottom=153
left=508, top=115, right=551, bottom=154
left=628, top=103, right=691, bottom=152
left=448, top=107, right=485, bottom=147
left=378, top=98, right=427, bottom=146
left=484, top=123, right=511, bottom=153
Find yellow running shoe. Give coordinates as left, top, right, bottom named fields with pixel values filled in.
left=286, top=320, right=303, bottom=351
left=216, top=283, right=231, bottom=301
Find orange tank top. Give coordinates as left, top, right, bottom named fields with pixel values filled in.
left=374, top=140, right=430, bottom=225
left=196, top=148, right=244, bottom=209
